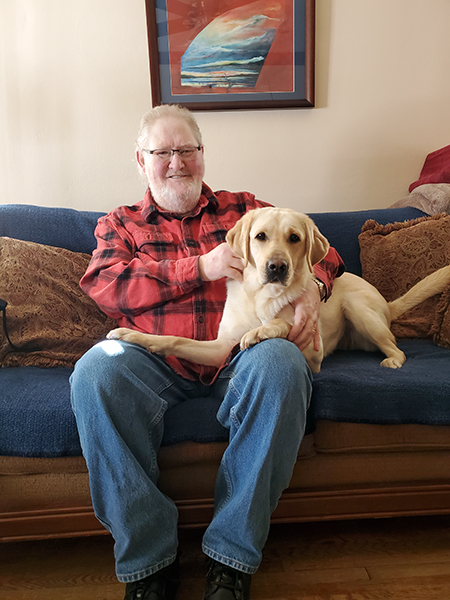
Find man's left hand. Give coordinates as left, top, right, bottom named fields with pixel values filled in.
left=287, top=279, right=321, bottom=352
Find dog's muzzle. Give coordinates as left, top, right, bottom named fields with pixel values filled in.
left=265, top=258, right=289, bottom=285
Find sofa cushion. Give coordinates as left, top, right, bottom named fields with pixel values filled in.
left=359, top=213, right=450, bottom=343
left=0, top=237, right=117, bottom=367
left=0, top=367, right=82, bottom=457
left=0, top=367, right=230, bottom=457
left=311, top=339, right=450, bottom=426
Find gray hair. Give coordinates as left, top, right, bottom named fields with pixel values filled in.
left=136, top=104, right=203, bottom=150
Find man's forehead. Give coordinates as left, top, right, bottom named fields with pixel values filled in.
left=148, top=117, right=196, bottom=144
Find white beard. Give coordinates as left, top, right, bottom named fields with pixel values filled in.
left=150, top=176, right=203, bottom=215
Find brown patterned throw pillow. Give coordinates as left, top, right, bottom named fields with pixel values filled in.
left=0, top=237, right=117, bottom=367
left=358, top=214, right=450, bottom=346
left=431, top=284, right=450, bottom=349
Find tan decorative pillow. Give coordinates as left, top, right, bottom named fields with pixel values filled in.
left=431, top=284, right=450, bottom=348
left=358, top=214, right=450, bottom=345
left=0, top=237, right=117, bottom=367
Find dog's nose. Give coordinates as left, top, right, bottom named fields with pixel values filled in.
left=266, top=258, right=289, bottom=283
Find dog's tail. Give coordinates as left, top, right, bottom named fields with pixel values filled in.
left=389, top=264, right=450, bottom=321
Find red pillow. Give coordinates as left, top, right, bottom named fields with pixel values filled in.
left=409, top=144, right=450, bottom=192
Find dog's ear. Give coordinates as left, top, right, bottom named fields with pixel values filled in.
left=304, top=218, right=330, bottom=271
left=226, top=210, right=257, bottom=265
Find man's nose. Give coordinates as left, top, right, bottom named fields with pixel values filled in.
left=168, top=151, right=184, bottom=168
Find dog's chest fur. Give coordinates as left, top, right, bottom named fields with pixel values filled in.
left=217, top=273, right=306, bottom=343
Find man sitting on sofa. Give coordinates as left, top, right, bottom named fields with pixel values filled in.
left=70, top=104, right=344, bottom=600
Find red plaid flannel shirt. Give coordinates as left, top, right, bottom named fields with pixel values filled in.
left=81, top=185, right=345, bottom=383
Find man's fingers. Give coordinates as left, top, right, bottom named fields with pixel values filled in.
left=200, top=243, right=244, bottom=281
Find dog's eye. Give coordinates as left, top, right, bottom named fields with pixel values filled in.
left=255, top=232, right=267, bottom=241
left=289, top=233, right=301, bottom=243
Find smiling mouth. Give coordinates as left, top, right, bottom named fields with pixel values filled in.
left=167, top=170, right=188, bottom=176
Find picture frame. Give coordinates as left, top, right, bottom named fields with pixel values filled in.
left=144, top=0, right=315, bottom=111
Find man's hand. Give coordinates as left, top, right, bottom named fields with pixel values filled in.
left=199, top=243, right=244, bottom=282
left=287, top=279, right=321, bottom=352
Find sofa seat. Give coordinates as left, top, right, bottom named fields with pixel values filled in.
left=311, top=339, right=450, bottom=425
left=2, top=340, right=449, bottom=459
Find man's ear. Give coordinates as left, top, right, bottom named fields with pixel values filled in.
left=305, top=217, right=330, bottom=271
left=226, top=210, right=257, bottom=266
left=136, top=149, right=146, bottom=172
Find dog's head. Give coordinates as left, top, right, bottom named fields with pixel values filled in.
left=226, top=207, right=330, bottom=288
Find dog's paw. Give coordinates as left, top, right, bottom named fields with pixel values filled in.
left=107, top=328, right=132, bottom=341
left=240, top=320, right=291, bottom=351
left=106, top=328, right=146, bottom=347
left=380, top=353, right=406, bottom=369
left=240, top=329, right=262, bottom=350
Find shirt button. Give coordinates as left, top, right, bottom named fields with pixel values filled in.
left=198, top=315, right=205, bottom=323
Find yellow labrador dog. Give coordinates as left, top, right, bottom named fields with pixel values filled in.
left=107, top=207, right=450, bottom=372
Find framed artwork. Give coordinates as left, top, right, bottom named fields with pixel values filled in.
left=144, top=0, right=315, bottom=111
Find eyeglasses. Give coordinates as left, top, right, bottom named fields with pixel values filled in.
left=141, top=146, right=202, bottom=162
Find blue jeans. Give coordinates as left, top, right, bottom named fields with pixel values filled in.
left=70, top=338, right=312, bottom=582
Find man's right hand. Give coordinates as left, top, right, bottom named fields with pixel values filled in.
left=199, top=243, right=244, bottom=282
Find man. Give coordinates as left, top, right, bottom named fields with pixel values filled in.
left=70, top=104, right=344, bottom=600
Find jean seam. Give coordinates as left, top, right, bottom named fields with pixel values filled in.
left=202, top=545, right=258, bottom=575
left=117, top=553, right=178, bottom=583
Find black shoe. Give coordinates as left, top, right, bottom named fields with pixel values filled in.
left=124, top=557, right=179, bottom=600
left=204, top=559, right=251, bottom=600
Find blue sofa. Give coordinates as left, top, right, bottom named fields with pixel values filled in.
left=2, top=203, right=450, bottom=542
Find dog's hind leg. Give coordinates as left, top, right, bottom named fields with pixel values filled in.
left=344, top=306, right=406, bottom=369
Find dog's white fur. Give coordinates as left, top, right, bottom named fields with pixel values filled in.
left=107, top=207, right=450, bottom=372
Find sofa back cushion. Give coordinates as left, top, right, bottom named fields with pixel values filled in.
left=0, top=204, right=105, bottom=254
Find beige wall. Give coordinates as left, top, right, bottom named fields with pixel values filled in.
left=1, top=0, right=450, bottom=214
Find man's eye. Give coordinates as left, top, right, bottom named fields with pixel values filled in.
left=255, top=232, right=267, bottom=241
left=289, top=233, right=300, bottom=243
left=156, top=151, right=171, bottom=159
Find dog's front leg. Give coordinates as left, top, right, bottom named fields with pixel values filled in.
left=106, top=328, right=178, bottom=356
left=239, top=318, right=291, bottom=350
left=106, top=327, right=234, bottom=368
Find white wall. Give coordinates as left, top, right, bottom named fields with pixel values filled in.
left=1, top=0, right=450, bottom=214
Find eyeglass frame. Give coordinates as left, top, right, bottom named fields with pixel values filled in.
left=139, top=145, right=203, bottom=161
